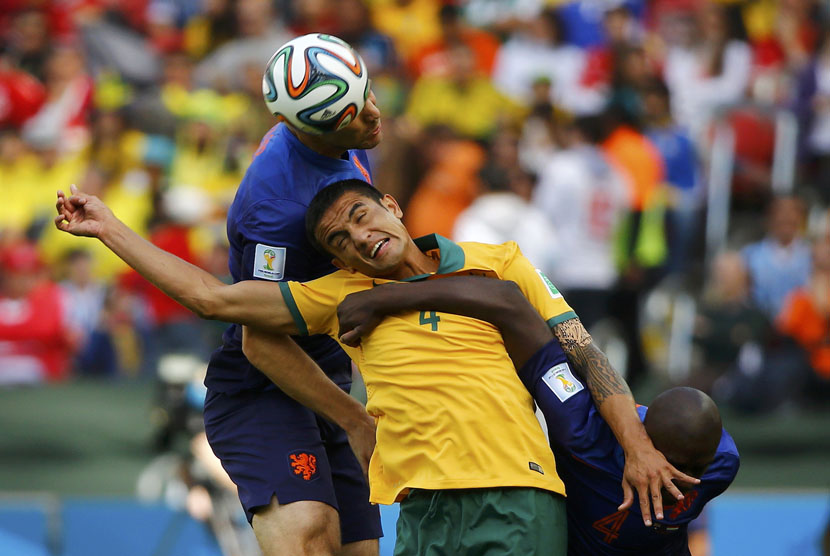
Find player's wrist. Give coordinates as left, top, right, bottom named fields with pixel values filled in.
left=620, top=424, right=653, bottom=456
left=339, top=400, right=374, bottom=433
left=96, top=212, right=122, bottom=244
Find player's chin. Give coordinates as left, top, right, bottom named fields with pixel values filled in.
left=362, top=131, right=383, bottom=149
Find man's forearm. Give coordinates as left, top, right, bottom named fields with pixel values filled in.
left=242, top=327, right=370, bottom=430
left=552, top=318, right=651, bottom=454
left=97, top=215, right=297, bottom=332
left=347, top=277, right=553, bottom=368
left=97, top=214, right=225, bottom=319
left=369, top=278, right=521, bottom=326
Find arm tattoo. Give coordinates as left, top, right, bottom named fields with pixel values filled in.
left=553, top=318, right=631, bottom=405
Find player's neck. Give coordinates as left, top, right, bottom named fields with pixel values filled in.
left=382, top=242, right=440, bottom=281
left=288, top=125, right=347, bottom=159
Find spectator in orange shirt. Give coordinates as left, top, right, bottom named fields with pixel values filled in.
left=408, top=4, right=499, bottom=80
left=777, top=236, right=830, bottom=382
left=403, top=126, right=484, bottom=239
left=603, top=113, right=665, bottom=214
left=716, top=235, right=827, bottom=413
left=601, top=107, right=668, bottom=387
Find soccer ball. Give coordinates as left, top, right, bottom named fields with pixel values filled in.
left=262, top=33, right=369, bottom=134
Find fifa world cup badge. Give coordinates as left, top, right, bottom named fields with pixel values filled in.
left=254, top=244, right=286, bottom=280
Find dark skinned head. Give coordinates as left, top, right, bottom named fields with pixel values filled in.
left=644, top=387, right=722, bottom=501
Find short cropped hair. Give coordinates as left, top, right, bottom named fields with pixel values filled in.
left=305, top=179, right=384, bottom=255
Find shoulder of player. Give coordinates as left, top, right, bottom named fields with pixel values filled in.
left=706, top=433, right=741, bottom=479
left=458, top=239, right=520, bottom=258
left=453, top=240, right=521, bottom=275
left=232, top=196, right=310, bottom=232
left=295, top=269, right=372, bottom=292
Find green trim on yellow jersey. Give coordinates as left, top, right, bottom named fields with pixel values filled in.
left=547, top=312, right=577, bottom=328
left=279, top=281, right=308, bottom=335
left=402, top=234, right=466, bottom=281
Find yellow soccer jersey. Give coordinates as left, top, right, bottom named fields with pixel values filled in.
left=279, top=234, right=577, bottom=504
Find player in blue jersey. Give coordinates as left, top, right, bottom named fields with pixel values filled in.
left=158, top=37, right=385, bottom=556
left=206, top=120, right=383, bottom=556
left=205, top=113, right=384, bottom=551
left=533, top=381, right=738, bottom=555
left=335, top=275, right=739, bottom=556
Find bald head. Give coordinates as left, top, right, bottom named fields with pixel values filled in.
left=644, top=388, right=722, bottom=477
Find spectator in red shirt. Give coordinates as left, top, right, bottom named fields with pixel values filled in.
left=0, top=46, right=46, bottom=129
left=21, top=43, right=93, bottom=153
left=0, top=241, right=79, bottom=384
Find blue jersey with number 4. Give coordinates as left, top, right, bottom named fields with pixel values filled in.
left=528, top=345, right=739, bottom=555
left=205, top=123, right=374, bottom=393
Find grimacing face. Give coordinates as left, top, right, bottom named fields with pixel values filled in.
left=314, top=192, right=411, bottom=278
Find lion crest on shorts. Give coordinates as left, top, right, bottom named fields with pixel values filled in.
left=289, top=452, right=318, bottom=480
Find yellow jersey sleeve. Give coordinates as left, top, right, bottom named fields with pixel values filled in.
left=499, top=241, right=578, bottom=328
left=278, top=274, right=344, bottom=337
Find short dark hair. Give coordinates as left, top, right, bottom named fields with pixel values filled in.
left=305, top=179, right=384, bottom=255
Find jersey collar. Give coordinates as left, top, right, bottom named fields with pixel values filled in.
left=401, top=234, right=466, bottom=282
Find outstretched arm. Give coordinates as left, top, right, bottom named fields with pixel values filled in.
left=55, top=187, right=297, bottom=334
left=56, top=187, right=376, bottom=475
left=551, top=318, right=699, bottom=525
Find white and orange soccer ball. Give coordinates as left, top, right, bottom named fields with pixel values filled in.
left=262, top=33, right=369, bottom=134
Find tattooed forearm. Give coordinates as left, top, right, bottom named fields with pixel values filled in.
left=553, top=318, right=631, bottom=405
left=552, top=317, right=592, bottom=350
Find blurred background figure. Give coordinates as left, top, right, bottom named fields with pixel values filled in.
left=492, top=7, right=595, bottom=115
left=403, top=125, right=484, bottom=239
left=663, top=2, right=752, bottom=140
left=405, top=42, right=522, bottom=141
left=687, top=509, right=712, bottom=556
left=691, top=251, right=771, bottom=396
left=408, top=3, right=498, bottom=80
left=533, top=115, right=629, bottom=332
left=21, top=44, right=93, bottom=154
left=59, top=248, right=118, bottom=377
left=642, top=77, right=702, bottom=277
left=453, top=130, right=556, bottom=272
left=741, top=196, right=811, bottom=321
left=795, top=32, right=830, bottom=203
left=194, top=0, right=290, bottom=90
left=776, top=235, right=830, bottom=403
left=0, top=240, right=78, bottom=385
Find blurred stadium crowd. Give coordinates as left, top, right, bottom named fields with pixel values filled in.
left=1, top=0, right=829, bottom=419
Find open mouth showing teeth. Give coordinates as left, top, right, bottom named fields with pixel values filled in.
left=370, top=239, right=388, bottom=259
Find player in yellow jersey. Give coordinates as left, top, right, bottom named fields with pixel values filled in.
left=56, top=181, right=698, bottom=554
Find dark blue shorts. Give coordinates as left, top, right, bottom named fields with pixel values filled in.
left=203, top=386, right=382, bottom=544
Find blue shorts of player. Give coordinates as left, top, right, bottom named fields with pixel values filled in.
left=203, top=383, right=382, bottom=543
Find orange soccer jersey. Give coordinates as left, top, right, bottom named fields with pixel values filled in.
left=778, top=289, right=830, bottom=379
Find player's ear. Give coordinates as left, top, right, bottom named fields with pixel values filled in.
left=331, top=258, right=358, bottom=274
left=380, top=194, right=403, bottom=218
